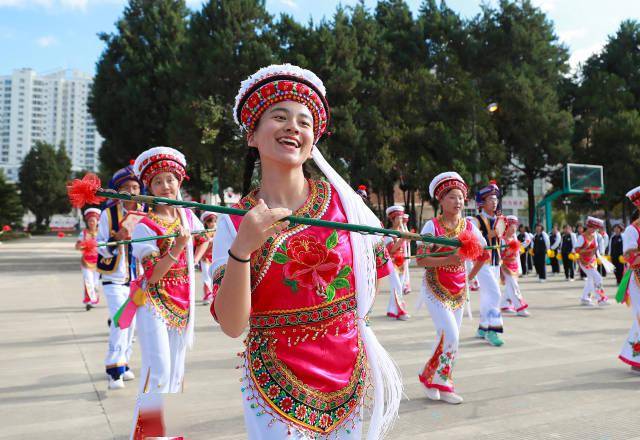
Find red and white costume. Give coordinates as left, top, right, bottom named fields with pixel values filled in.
left=572, top=216, right=610, bottom=305
left=78, top=208, right=101, bottom=306
left=619, top=186, right=640, bottom=369
left=210, top=63, right=402, bottom=439
left=129, top=147, right=203, bottom=440
left=500, top=216, right=528, bottom=314
left=196, top=212, right=216, bottom=304
left=385, top=205, right=409, bottom=320
left=417, top=172, right=485, bottom=395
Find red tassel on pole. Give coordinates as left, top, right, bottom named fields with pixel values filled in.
left=80, top=237, right=98, bottom=257
left=67, top=173, right=105, bottom=208
left=458, top=229, right=483, bottom=261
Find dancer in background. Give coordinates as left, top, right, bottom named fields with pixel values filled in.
left=500, top=216, right=530, bottom=317
left=385, top=205, right=410, bottom=320
left=196, top=212, right=217, bottom=305
left=416, top=171, right=484, bottom=404
left=97, top=165, right=144, bottom=390
left=470, top=181, right=505, bottom=347
left=573, top=216, right=610, bottom=306
left=129, top=146, right=207, bottom=439
left=76, top=208, right=101, bottom=310
left=619, top=186, right=640, bottom=373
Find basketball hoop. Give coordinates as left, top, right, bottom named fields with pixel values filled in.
left=584, top=187, right=602, bottom=203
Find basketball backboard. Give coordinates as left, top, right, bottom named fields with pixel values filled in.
left=564, top=163, right=604, bottom=194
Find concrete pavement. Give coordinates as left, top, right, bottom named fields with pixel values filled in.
left=1, top=236, right=639, bottom=439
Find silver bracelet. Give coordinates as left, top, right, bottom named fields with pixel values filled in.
left=166, top=251, right=179, bottom=263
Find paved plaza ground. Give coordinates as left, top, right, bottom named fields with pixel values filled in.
left=1, top=236, right=639, bottom=440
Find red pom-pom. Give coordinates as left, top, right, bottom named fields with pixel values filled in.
left=2, top=225, right=11, bottom=232
left=358, top=184, right=367, bottom=190
left=508, top=239, right=520, bottom=253
left=57, top=232, right=65, bottom=238
left=67, top=173, right=105, bottom=208
left=458, top=229, right=483, bottom=261
left=489, top=179, right=497, bottom=185
left=129, top=159, right=135, bottom=165
left=80, top=237, right=98, bottom=257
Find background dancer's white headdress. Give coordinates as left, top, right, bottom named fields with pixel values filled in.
left=235, top=64, right=402, bottom=439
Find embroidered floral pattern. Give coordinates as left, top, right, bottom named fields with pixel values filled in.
left=233, top=179, right=331, bottom=292
left=271, top=231, right=352, bottom=302
left=436, top=351, right=455, bottom=382
left=629, top=339, right=640, bottom=357
left=374, top=239, right=389, bottom=268
left=141, top=212, right=190, bottom=329
left=246, top=333, right=365, bottom=434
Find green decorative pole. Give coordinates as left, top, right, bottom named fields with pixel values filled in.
left=94, top=189, right=463, bottom=247
left=97, top=228, right=216, bottom=247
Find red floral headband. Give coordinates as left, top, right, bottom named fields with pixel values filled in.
left=236, top=76, right=330, bottom=143
left=139, top=156, right=187, bottom=188
left=434, top=178, right=468, bottom=201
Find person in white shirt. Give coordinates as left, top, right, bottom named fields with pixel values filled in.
left=470, top=181, right=505, bottom=347
left=97, top=165, right=145, bottom=390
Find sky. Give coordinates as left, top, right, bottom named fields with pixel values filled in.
left=0, top=0, right=638, bottom=76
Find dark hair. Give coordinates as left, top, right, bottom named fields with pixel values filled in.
left=535, top=223, right=544, bottom=230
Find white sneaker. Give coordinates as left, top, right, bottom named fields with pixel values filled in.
left=122, top=370, right=135, bottom=381
left=516, top=310, right=530, bottom=317
left=108, top=377, right=125, bottom=390
left=397, top=314, right=410, bottom=321
left=538, top=278, right=546, bottom=283
left=440, top=391, right=464, bottom=404
left=580, top=298, right=595, bottom=306
left=423, top=387, right=440, bottom=401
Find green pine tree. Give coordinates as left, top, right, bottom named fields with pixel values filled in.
left=90, top=0, right=189, bottom=174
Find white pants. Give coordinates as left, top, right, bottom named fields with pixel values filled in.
left=579, top=264, right=606, bottom=302
left=240, top=368, right=363, bottom=439
left=201, top=261, right=213, bottom=301
left=619, top=273, right=640, bottom=367
left=103, top=283, right=135, bottom=374
left=500, top=271, right=528, bottom=312
left=81, top=267, right=100, bottom=304
left=477, top=265, right=503, bottom=332
left=403, top=261, right=412, bottom=293
left=135, top=305, right=187, bottom=394
left=419, top=287, right=463, bottom=392
left=130, top=306, right=187, bottom=439
left=386, top=267, right=408, bottom=317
